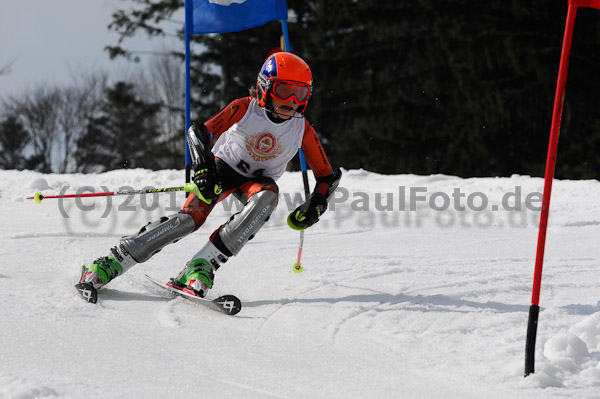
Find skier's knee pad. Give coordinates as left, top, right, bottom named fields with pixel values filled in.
left=120, top=213, right=196, bottom=263
left=218, top=190, right=278, bottom=256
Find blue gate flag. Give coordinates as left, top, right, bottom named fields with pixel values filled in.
left=189, top=0, right=288, bottom=34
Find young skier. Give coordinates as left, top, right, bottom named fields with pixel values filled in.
left=78, top=52, right=342, bottom=298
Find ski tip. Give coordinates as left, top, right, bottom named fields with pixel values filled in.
left=75, top=282, right=98, bottom=304
left=213, top=295, right=242, bottom=315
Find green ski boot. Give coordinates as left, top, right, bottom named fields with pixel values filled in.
left=79, top=255, right=123, bottom=290
left=167, top=241, right=228, bottom=297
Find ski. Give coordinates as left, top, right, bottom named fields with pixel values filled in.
left=145, top=274, right=242, bottom=316
left=75, top=282, right=98, bottom=304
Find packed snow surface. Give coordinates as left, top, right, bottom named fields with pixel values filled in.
left=1, top=168, right=599, bottom=398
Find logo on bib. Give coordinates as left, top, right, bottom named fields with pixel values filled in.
left=246, top=132, right=282, bottom=161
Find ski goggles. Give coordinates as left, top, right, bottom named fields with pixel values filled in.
left=270, top=81, right=311, bottom=105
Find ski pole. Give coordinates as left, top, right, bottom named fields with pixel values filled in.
left=293, top=229, right=305, bottom=274
left=27, top=184, right=199, bottom=204
left=292, top=148, right=311, bottom=273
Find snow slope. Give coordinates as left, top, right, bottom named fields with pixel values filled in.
left=1, top=168, right=599, bottom=398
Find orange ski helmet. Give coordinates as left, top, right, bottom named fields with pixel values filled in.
left=256, top=52, right=313, bottom=114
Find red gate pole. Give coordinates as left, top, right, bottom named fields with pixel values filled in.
left=524, top=1, right=579, bottom=377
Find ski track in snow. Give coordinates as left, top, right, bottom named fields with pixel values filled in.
left=1, top=168, right=600, bottom=398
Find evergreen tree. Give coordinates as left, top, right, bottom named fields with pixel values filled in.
left=76, top=81, right=162, bottom=172
left=0, top=116, right=29, bottom=170
left=553, top=7, right=600, bottom=179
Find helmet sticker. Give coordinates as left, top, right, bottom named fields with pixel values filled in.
left=263, top=56, right=278, bottom=80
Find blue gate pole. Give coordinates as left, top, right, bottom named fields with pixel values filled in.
left=184, top=0, right=193, bottom=187
left=280, top=19, right=309, bottom=194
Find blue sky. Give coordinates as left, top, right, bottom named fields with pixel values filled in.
left=0, top=0, right=182, bottom=98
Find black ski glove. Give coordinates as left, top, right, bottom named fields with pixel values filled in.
left=287, top=168, right=342, bottom=231
left=287, top=193, right=328, bottom=231
left=192, top=162, right=222, bottom=201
